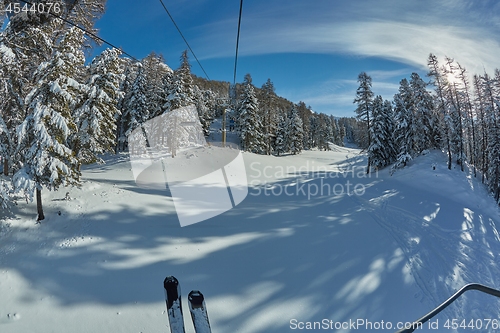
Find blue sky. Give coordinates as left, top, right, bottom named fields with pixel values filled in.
left=93, top=0, right=500, bottom=117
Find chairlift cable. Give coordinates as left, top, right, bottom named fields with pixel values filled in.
left=233, top=0, right=244, bottom=86
left=15, top=0, right=139, bottom=62
left=158, top=0, right=210, bottom=80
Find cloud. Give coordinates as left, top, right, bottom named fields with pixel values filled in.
left=195, top=1, right=500, bottom=76
left=369, top=69, right=417, bottom=81
left=329, top=21, right=500, bottom=75
left=286, top=76, right=401, bottom=117
left=189, top=0, right=500, bottom=115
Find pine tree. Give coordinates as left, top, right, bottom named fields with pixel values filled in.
left=443, top=57, right=465, bottom=170
left=57, top=0, right=106, bottom=47
left=260, top=78, right=277, bottom=155
left=0, top=178, right=10, bottom=210
left=309, top=114, right=319, bottom=148
left=5, top=0, right=102, bottom=55
left=338, top=121, right=347, bottom=146
left=410, top=72, right=435, bottom=152
left=14, top=27, right=84, bottom=221
left=331, top=117, right=343, bottom=146
left=269, top=109, right=281, bottom=151
left=486, top=94, right=500, bottom=202
left=368, top=95, right=394, bottom=169
left=72, top=48, right=124, bottom=168
left=289, top=105, right=304, bottom=154
left=123, top=64, right=149, bottom=137
left=238, top=76, right=264, bottom=153
left=354, top=72, right=374, bottom=172
left=0, top=2, right=5, bottom=29
left=382, top=99, right=397, bottom=162
left=339, top=118, right=357, bottom=144
left=393, top=78, right=414, bottom=168
left=481, top=73, right=500, bottom=200
left=456, top=63, right=476, bottom=176
left=165, top=50, right=194, bottom=112
left=0, top=43, right=15, bottom=176
left=0, top=14, right=55, bottom=175
left=116, top=60, right=138, bottom=151
left=316, top=113, right=332, bottom=151
left=297, top=101, right=311, bottom=150
left=142, top=52, right=172, bottom=118
left=0, top=94, right=10, bottom=207
left=427, top=53, right=452, bottom=169
left=274, top=115, right=288, bottom=156
left=473, top=74, right=489, bottom=183
left=0, top=110, right=9, bottom=175
left=193, top=86, right=214, bottom=136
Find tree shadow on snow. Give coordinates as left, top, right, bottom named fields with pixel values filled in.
left=1, top=153, right=500, bottom=332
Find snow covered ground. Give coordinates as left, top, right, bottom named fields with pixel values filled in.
left=1, top=144, right=500, bottom=332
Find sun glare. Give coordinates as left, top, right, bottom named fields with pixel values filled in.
left=446, top=72, right=461, bottom=85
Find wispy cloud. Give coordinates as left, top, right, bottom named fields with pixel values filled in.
left=285, top=76, right=400, bottom=117
left=195, top=0, right=500, bottom=75
left=369, top=69, right=416, bottom=81
left=187, top=0, right=500, bottom=115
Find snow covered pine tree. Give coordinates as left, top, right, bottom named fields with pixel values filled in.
left=14, top=27, right=84, bottom=221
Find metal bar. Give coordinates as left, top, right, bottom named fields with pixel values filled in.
left=395, top=283, right=500, bottom=333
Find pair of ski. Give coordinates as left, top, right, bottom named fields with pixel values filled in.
left=164, top=276, right=212, bottom=333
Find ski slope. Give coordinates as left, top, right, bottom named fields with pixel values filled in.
left=1, top=146, right=500, bottom=333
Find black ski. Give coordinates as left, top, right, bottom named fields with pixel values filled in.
left=164, top=276, right=186, bottom=333
left=188, top=290, right=212, bottom=333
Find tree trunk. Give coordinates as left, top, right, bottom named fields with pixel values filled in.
left=3, top=157, right=8, bottom=176
left=115, top=110, right=122, bottom=154
left=36, top=188, right=45, bottom=222
left=447, top=140, right=452, bottom=170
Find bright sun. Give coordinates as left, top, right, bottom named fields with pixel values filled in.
left=446, top=72, right=462, bottom=85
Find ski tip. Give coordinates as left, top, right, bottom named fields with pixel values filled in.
left=164, top=276, right=182, bottom=309
left=188, top=290, right=204, bottom=307
left=164, top=276, right=179, bottom=290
